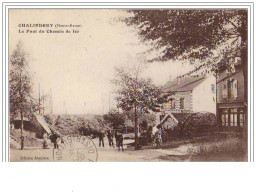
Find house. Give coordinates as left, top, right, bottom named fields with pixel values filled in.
left=216, top=57, right=246, bottom=130
left=160, top=74, right=216, bottom=115
left=154, top=74, right=216, bottom=130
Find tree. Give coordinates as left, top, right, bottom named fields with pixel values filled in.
left=9, top=42, right=38, bottom=149
left=126, top=10, right=246, bottom=62
left=112, top=66, right=166, bottom=149
left=103, top=109, right=125, bottom=129
left=126, top=10, right=247, bottom=92
left=125, top=9, right=248, bottom=132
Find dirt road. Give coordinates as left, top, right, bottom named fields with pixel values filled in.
left=10, top=137, right=246, bottom=162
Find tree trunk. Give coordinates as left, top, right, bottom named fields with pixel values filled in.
left=20, top=111, right=24, bottom=150
left=134, top=106, right=139, bottom=150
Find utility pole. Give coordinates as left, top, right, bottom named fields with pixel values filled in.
left=49, top=89, right=53, bottom=114
left=38, top=83, right=41, bottom=115
left=42, top=89, right=44, bottom=115
left=102, top=92, right=104, bottom=115
left=109, top=92, right=111, bottom=113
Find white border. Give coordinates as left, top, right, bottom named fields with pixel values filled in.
left=0, top=2, right=255, bottom=195
left=2, top=2, right=254, bottom=162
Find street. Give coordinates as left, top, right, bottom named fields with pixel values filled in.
left=10, top=135, right=246, bottom=162
left=10, top=136, right=193, bottom=162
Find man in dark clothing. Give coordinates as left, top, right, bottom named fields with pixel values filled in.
left=20, top=135, right=24, bottom=150
left=116, top=132, right=124, bottom=151
left=50, top=132, right=59, bottom=149
left=107, top=130, right=114, bottom=147
left=98, top=132, right=104, bottom=147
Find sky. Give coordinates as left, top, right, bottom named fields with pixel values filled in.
left=9, top=9, right=194, bottom=115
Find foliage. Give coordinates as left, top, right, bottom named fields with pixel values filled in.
left=122, top=110, right=155, bottom=126
left=103, top=109, right=125, bottom=128
left=112, top=66, right=167, bottom=149
left=125, top=10, right=247, bottom=64
left=112, top=67, right=166, bottom=114
left=44, top=114, right=111, bottom=136
left=175, top=112, right=218, bottom=137
left=9, top=42, right=38, bottom=121
left=125, top=9, right=248, bottom=130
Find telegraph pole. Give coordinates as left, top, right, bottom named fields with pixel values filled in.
left=38, top=83, right=41, bottom=115
left=109, top=92, right=111, bottom=113
left=42, top=89, right=44, bottom=115
left=49, top=89, right=53, bottom=114
left=102, top=92, right=104, bottom=114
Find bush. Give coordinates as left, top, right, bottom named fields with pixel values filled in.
left=176, top=112, right=218, bottom=137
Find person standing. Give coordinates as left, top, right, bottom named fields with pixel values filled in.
left=152, top=124, right=159, bottom=146
left=51, top=132, right=59, bottom=149
left=98, top=132, right=105, bottom=147
left=116, top=131, right=124, bottom=151
left=20, top=135, right=24, bottom=150
left=158, top=129, right=162, bottom=147
left=110, top=130, right=115, bottom=147
left=156, top=125, right=163, bottom=147
left=114, top=129, right=118, bottom=146
left=43, top=133, right=49, bottom=149
left=107, top=130, right=114, bottom=147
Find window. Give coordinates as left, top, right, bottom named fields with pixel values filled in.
left=221, top=115, right=225, bottom=126
left=233, top=79, right=238, bottom=98
left=229, top=79, right=238, bottom=99
left=164, top=103, right=169, bottom=110
left=222, top=79, right=238, bottom=100
left=180, top=98, right=185, bottom=110
left=222, top=81, right=228, bottom=99
left=169, top=98, right=175, bottom=109
left=221, top=109, right=229, bottom=126
left=225, top=113, right=229, bottom=126
left=239, top=109, right=244, bottom=127
left=220, top=108, right=244, bottom=127
left=230, top=109, right=238, bottom=126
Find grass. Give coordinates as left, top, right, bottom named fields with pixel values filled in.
left=170, top=136, right=247, bottom=162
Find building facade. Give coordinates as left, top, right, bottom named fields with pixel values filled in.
left=161, top=75, right=216, bottom=115
left=216, top=63, right=246, bottom=130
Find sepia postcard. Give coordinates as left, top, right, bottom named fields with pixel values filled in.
left=7, top=7, right=250, bottom=162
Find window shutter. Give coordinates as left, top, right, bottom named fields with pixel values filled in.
left=222, top=81, right=228, bottom=99
left=234, top=79, right=238, bottom=98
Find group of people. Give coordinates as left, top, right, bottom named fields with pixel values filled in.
left=98, top=129, right=124, bottom=151
left=42, top=131, right=61, bottom=149
left=43, top=125, right=163, bottom=151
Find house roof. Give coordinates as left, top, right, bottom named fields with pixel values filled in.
left=33, top=114, right=52, bottom=134
left=162, top=75, right=206, bottom=93
left=159, top=114, right=178, bottom=126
